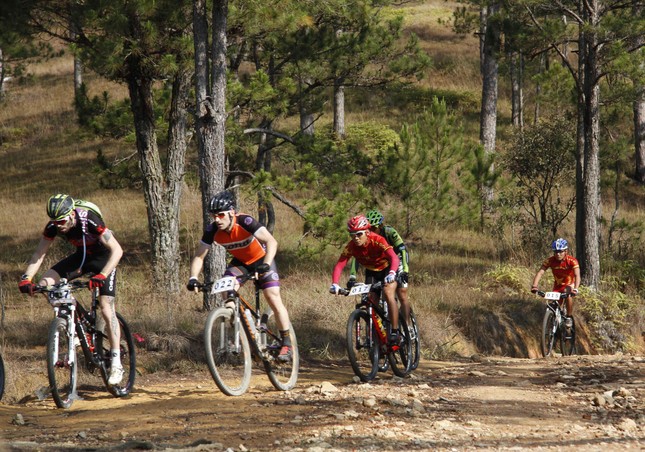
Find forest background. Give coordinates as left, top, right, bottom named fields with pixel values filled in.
left=0, top=0, right=643, bottom=403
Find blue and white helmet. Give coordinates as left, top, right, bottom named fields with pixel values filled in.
left=551, top=238, right=568, bottom=251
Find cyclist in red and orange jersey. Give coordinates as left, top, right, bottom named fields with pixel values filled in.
left=531, top=238, right=581, bottom=325
left=330, top=215, right=402, bottom=345
left=187, top=190, right=293, bottom=362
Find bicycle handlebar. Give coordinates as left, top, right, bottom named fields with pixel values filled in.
left=535, top=290, right=574, bottom=299
left=198, top=272, right=259, bottom=293
left=33, top=279, right=90, bottom=294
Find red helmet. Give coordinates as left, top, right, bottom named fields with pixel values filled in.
left=347, top=215, right=370, bottom=233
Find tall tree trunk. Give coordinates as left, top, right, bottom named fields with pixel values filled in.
left=333, top=79, right=345, bottom=138
left=193, top=0, right=227, bottom=309
left=634, top=1, right=645, bottom=184
left=70, top=20, right=82, bottom=97
left=510, top=50, right=523, bottom=130
left=580, top=0, right=601, bottom=290
left=479, top=3, right=499, bottom=207
left=127, top=71, right=182, bottom=295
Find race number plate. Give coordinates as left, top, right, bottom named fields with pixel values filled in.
left=348, top=283, right=371, bottom=296
left=544, top=291, right=561, bottom=300
left=210, top=276, right=237, bottom=294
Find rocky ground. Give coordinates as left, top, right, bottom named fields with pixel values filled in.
left=0, top=354, right=643, bottom=451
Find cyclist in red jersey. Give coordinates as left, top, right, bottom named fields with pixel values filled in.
left=531, top=238, right=581, bottom=326
left=187, top=191, right=293, bottom=362
left=18, top=194, right=125, bottom=385
left=330, top=215, right=402, bottom=345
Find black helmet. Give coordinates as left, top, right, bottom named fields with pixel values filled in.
left=208, top=191, right=235, bottom=213
left=47, top=194, right=75, bottom=220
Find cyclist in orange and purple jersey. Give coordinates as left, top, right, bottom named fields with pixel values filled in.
left=187, top=190, right=293, bottom=362
left=531, top=238, right=581, bottom=326
left=330, top=215, right=402, bottom=345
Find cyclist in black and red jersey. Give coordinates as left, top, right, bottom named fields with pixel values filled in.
left=348, top=209, right=411, bottom=325
left=18, top=194, right=125, bottom=385
left=329, top=215, right=402, bottom=345
left=187, top=190, right=294, bottom=362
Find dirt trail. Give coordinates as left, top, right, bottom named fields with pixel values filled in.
left=0, top=354, right=643, bottom=451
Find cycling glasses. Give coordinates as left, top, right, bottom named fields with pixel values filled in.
left=349, top=231, right=366, bottom=237
left=52, top=216, right=70, bottom=226
left=212, top=212, right=228, bottom=219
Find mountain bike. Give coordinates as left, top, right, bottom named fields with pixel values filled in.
left=200, top=273, right=299, bottom=396
left=339, top=282, right=412, bottom=382
left=536, top=290, right=576, bottom=357
left=34, top=278, right=136, bottom=408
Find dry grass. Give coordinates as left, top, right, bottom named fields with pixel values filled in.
left=0, top=2, right=643, bottom=405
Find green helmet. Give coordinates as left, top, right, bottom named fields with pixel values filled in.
left=46, top=194, right=75, bottom=220
left=366, top=209, right=384, bottom=227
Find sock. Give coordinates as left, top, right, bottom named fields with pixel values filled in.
left=111, top=349, right=121, bottom=368
left=280, top=329, right=291, bottom=347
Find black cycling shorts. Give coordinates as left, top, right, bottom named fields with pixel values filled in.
left=50, top=252, right=117, bottom=297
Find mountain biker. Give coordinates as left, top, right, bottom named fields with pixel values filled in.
left=187, top=190, right=293, bottom=362
left=348, top=209, right=411, bottom=324
left=531, top=238, right=581, bottom=329
left=330, top=215, right=402, bottom=345
left=18, top=194, right=125, bottom=385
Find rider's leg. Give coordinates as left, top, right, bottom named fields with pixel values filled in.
left=263, top=286, right=291, bottom=333
left=383, top=283, right=398, bottom=330
left=38, top=268, right=61, bottom=287
left=397, top=285, right=410, bottom=324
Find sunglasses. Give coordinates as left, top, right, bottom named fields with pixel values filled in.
left=212, top=212, right=228, bottom=219
left=350, top=231, right=366, bottom=237
left=52, top=216, right=70, bottom=226
left=553, top=250, right=566, bottom=254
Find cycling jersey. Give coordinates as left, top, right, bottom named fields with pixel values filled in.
left=332, top=233, right=399, bottom=284
left=540, top=254, right=580, bottom=292
left=43, top=209, right=108, bottom=255
left=200, top=214, right=266, bottom=265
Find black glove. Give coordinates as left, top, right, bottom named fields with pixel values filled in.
left=399, top=272, right=409, bottom=284
left=187, top=278, right=200, bottom=292
left=347, top=277, right=356, bottom=289
left=256, top=263, right=271, bottom=274
left=530, top=286, right=538, bottom=294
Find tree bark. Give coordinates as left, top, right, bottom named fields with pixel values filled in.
left=509, top=50, right=523, bottom=130
left=193, top=0, right=228, bottom=309
left=479, top=3, right=499, bottom=205
left=333, top=79, right=345, bottom=138
left=580, top=0, right=601, bottom=290
left=634, top=1, right=645, bottom=184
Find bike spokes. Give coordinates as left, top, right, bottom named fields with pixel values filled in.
left=47, top=318, right=78, bottom=409
left=261, top=311, right=299, bottom=391
left=346, top=310, right=379, bottom=382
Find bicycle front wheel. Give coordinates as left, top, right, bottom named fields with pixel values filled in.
left=204, top=307, right=252, bottom=396
left=346, top=310, right=379, bottom=382
left=560, top=317, right=576, bottom=356
left=261, top=310, right=299, bottom=391
left=388, top=317, right=413, bottom=378
left=96, top=313, right=136, bottom=397
left=47, top=317, right=77, bottom=409
left=541, top=310, right=557, bottom=357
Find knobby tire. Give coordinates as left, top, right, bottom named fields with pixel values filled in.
left=406, top=308, right=420, bottom=371
left=346, top=309, right=379, bottom=382
left=47, top=317, right=77, bottom=409
left=388, top=317, right=413, bottom=378
left=204, top=307, right=252, bottom=396
left=560, top=317, right=576, bottom=356
left=261, top=311, right=299, bottom=391
left=541, top=309, right=557, bottom=357
left=0, top=353, right=5, bottom=401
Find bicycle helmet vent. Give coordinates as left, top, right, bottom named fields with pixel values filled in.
left=551, top=238, right=568, bottom=251
left=208, top=190, right=235, bottom=213
left=347, top=215, right=370, bottom=232
left=366, top=210, right=384, bottom=227
left=47, top=194, right=75, bottom=220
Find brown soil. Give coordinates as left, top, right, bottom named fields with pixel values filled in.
left=0, top=355, right=643, bottom=451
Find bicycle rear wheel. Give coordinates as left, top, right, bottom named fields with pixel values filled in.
left=388, top=317, right=412, bottom=378
left=204, top=307, right=252, bottom=396
left=96, top=313, right=136, bottom=397
left=560, top=317, right=576, bottom=356
left=406, top=308, right=420, bottom=371
left=346, top=309, right=379, bottom=382
left=261, top=310, right=299, bottom=391
left=47, top=317, right=77, bottom=409
left=541, top=309, right=558, bottom=357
